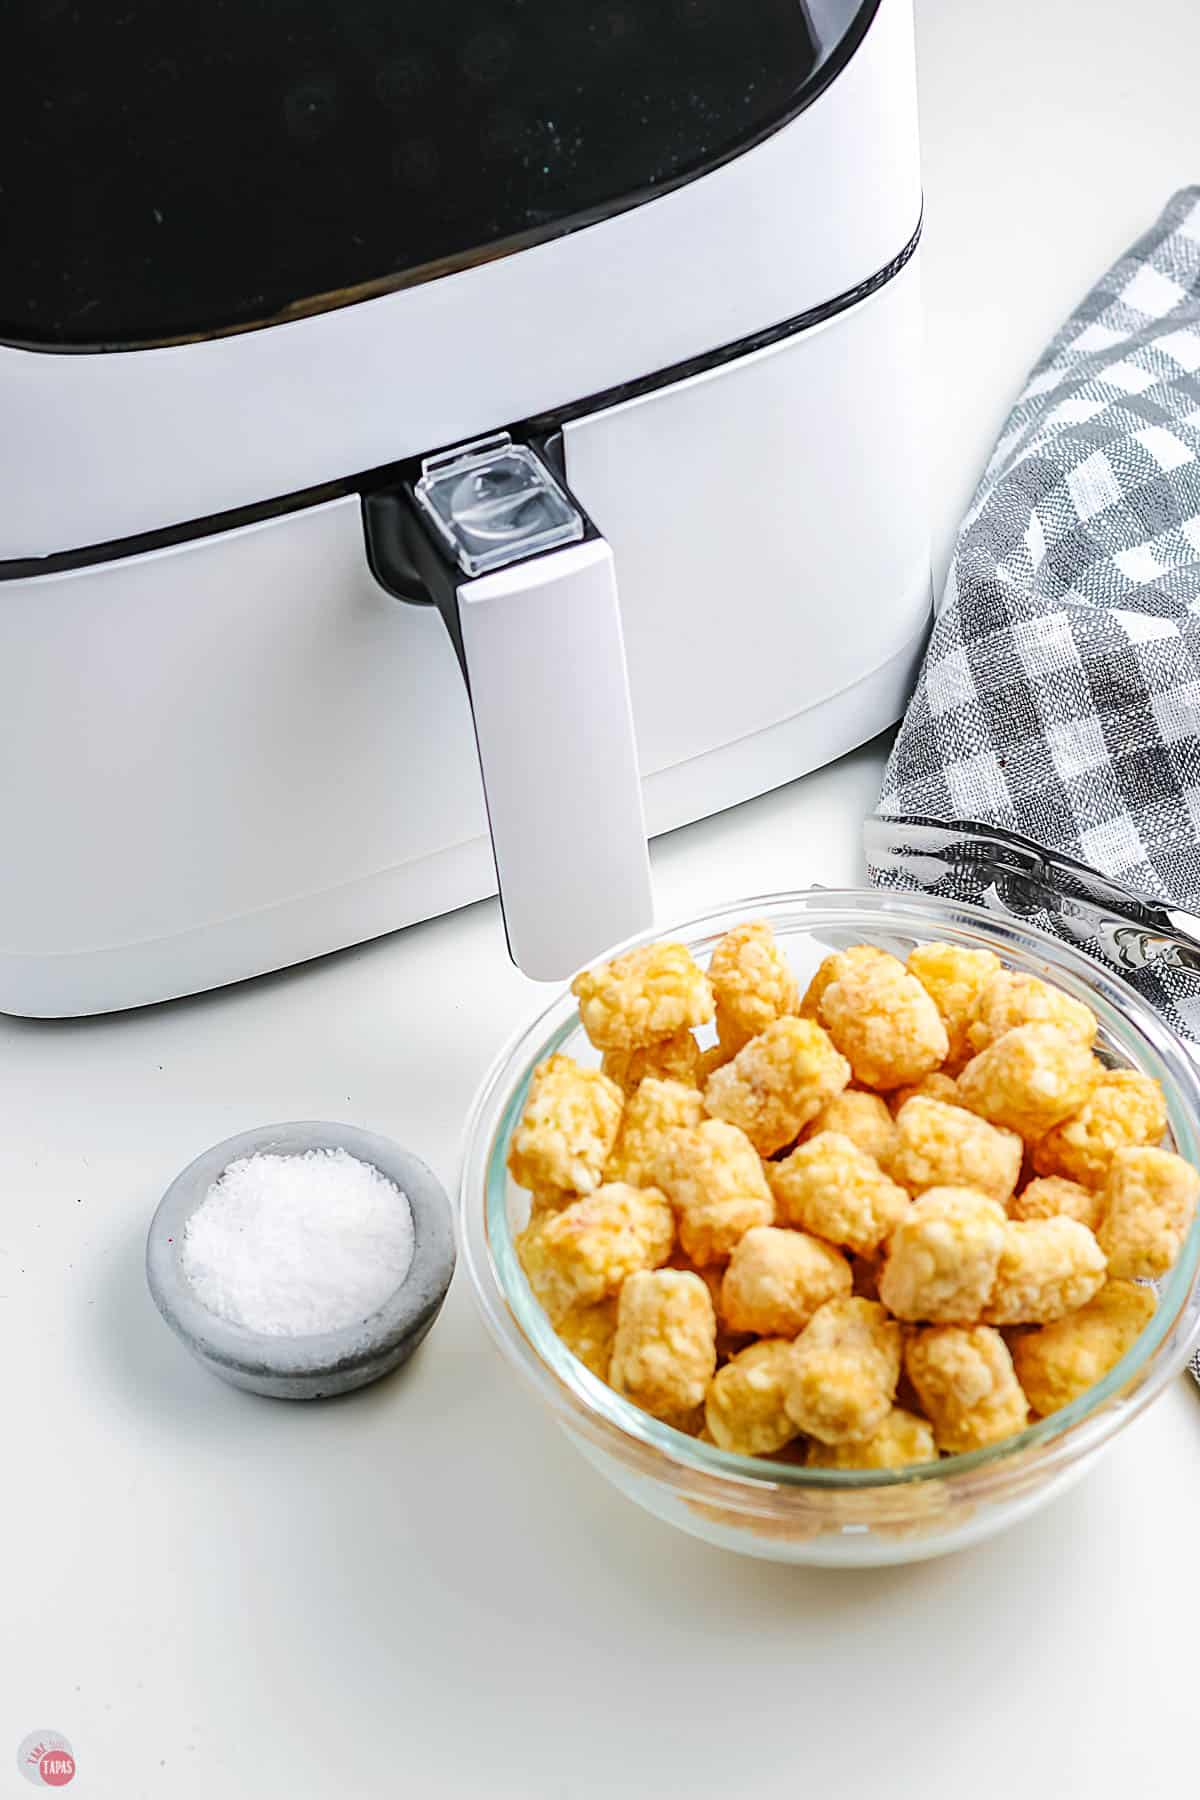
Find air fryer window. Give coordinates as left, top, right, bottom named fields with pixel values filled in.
left=7, top=0, right=875, bottom=351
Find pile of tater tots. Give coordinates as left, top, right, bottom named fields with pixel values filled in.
left=510, top=923, right=1198, bottom=1467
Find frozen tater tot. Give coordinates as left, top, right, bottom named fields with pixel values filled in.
left=572, top=941, right=714, bottom=1051
left=889, top=1071, right=962, bottom=1115
left=556, top=1296, right=619, bottom=1380
left=879, top=1188, right=1007, bottom=1324
left=606, top=1077, right=705, bottom=1187
left=966, top=969, right=1098, bottom=1056
left=1032, top=1070, right=1168, bottom=1188
left=818, top=955, right=949, bottom=1091
left=703, top=1016, right=850, bottom=1155
left=517, top=922, right=1187, bottom=1467
left=784, top=1297, right=902, bottom=1445
left=601, top=1029, right=702, bottom=1096
left=770, top=1132, right=911, bottom=1256
left=905, top=1325, right=1028, bottom=1453
left=704, top=1338, right=800, bottom=1456
left=516, top=1182, right=674, bottom=1323
left=720, top=1226, right=852, bottom=1337
left=1008, top=1175, right=1102, bottom=1229
left=889, top=1095, right=1023, bottom=1203
left=507, top=1054, right=624, bottom=1194
left=802, top=1088, right=897, bottom=1169
left=957, top=1023, right=1100, bottom=1139
left=1097, top=1146, right=1200, bottom=1279
left=907, top=941, right=1001, bottom=1070
left=709, top=920, right=799, bottom=1055
left=799, top=943, right=891, bottom=1019
left=984, top=1218, right=1107, bottom=1324
left=653, top=1118, right=774, bottom=1265
left=1011, top=1280, right=1157, bottom=1415
left=806, top=1406, right=936, bottom=1470
left=608, top=1269, right=718, bottom=1426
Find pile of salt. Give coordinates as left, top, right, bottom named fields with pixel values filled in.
left=179, top=1148, right=415, bottom=1336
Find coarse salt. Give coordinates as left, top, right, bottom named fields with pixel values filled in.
left=180, top=1148, right=415, bottom=1336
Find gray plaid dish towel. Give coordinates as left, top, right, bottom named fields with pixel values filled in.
left=868, top=188, right=1200, bottom=1046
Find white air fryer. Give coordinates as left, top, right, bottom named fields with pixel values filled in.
left=0, top=0, right=928, bottom=1016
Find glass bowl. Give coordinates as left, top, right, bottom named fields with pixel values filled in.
left=459, top=890, right=1200, bottom=1566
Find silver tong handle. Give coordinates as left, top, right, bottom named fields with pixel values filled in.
left=864, top=814, right=1200, bottom=980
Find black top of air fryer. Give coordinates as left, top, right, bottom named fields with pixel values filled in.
left=8, top=0, right=875, bottom=351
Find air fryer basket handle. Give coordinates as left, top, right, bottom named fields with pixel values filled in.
left=363, top=471, right=654, bottom=980
left=454, top=537, right=653, bottom=978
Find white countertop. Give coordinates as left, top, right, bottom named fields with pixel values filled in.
left=7, top=3, right=1200, bottom=1795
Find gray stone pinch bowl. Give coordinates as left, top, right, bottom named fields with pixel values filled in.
left=146, top=1121, right=456, bottom=1399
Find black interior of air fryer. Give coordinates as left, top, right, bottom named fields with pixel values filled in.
left=6, top=0, right=873, bottom=349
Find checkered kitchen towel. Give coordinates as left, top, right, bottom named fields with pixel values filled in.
left=869, top=188, right=1200, bottom=1044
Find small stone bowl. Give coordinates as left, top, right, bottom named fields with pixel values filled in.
left=146, top=1121, right=456, bottom=1399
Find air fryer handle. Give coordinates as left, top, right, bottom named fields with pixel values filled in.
left=453, top=537, right=653, bottom=978
left=363, top=475, right=654, bottom=980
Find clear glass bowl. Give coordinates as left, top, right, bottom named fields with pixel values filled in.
left=459, top=891, right=1200, bottom=1566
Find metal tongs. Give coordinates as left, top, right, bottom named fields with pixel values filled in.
left=863, top=814, right=1200, bottom=983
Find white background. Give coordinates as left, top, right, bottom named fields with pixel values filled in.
left=5, top=2, right=1200, bottom=1795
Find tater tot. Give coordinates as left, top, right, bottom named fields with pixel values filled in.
left=889, top=1072, right=962, bottom=1115
left=516, top=1182, right=674, bottom=1323
left=704, top=1338, right=800, bottom=1456
left=1032, top=1070, right=1168, bottom=1188
left=556, top=1297, right=619, bottom=1380
left=799, top=944, right=891, bottom=1020
left=572, top=942, right=714, bottom=1051
left=966, top=969, right=1098, bottom=1056
left=1011, top=1280, right=1157, bottom=1415
left=818, top=956, right=949, bottom=1091
left=806, top=1406, right=936, bottom=1470
left=520, top=921, right=1189, bottom=1465
left=720, top=1226, right=853, bottom=1337
left=957, top=1024, right=1100, bottom=1138
left=507, top=1054, right=624, bottom=1194
left=709, top=920, right=799, bottom=1055
left=889, top=1096, right=1023, bottom=1203
left=769, top=1132, right=911, bottom=1255
left=1008, top=1175, right=1102, bottom=1229
left=601, top=1030, right=702, bottom=1096
left=653, top=1118, right=774, bottom=1265
left=606, top=1077, right=705, bottom=1187
left=905, top=1325, right=1028, bottom=1453
left=608, top=1269, right=718, bottom=1425
left=879, top=1188, right=1007, bottom=1324
left=784, top=1297, right=902, bottom=1444
left=702, top=1016, right=850, bottom=1155
left=1097, top=1146, right=1200, bottom=1279
left=907, top=941, right=1002, bottom=1070
left=984, top=1218, right=1107, bottom=1324
left=802, top=1089, right=898, bottom=1169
